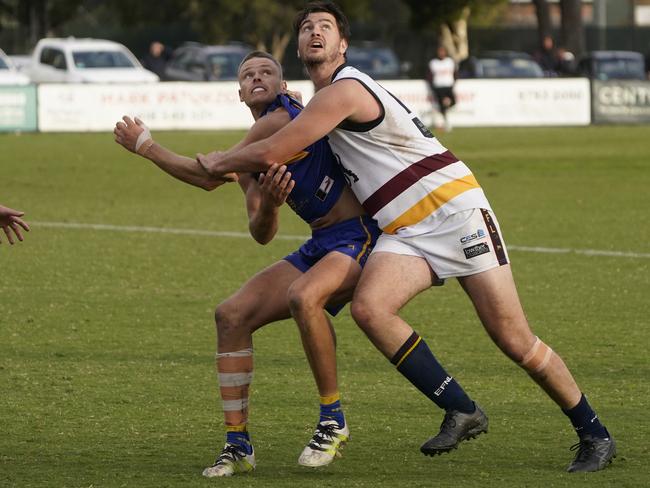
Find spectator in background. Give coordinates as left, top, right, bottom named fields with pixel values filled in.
left=0, top=204, right=29, bottom=244
left=142, top=41, right=171, bottom=79
left=427, top=46, right=456, bottom=132
left=535, top=35, right=561, bottom=77
left=556, top=46, right=576, bottom=77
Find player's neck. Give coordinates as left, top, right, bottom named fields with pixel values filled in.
left=308, top=59, right=341, bottom=91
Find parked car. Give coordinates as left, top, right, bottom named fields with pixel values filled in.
left=27, top=38, right=159, bottom=83
left=576, top=50, right=646, bottom=81
left=345, top=43, right=407, bottom=79
left=458, top=51, right=544, bottom=78
left=0, top=49, right=30, bottom=85
left=164, top=42, right=252, bottom=81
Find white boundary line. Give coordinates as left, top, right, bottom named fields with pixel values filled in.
left=31, top=221, right=650, bottom=259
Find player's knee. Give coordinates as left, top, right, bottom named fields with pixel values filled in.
left=492, top=334, right=530, bottom=363
left=214, top=301, right=241, bottom=336
left=287, top=283, right=320, bottom=316
left=350, top=297, right=376, bottom=331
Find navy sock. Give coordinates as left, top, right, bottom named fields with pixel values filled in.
left=562, top=393, right=608, bottom=439
left=226, top=429, right=253, bottom=454
left=319, top=394, right=345, bottom=427
left=391, top=332, right=475, bottom=413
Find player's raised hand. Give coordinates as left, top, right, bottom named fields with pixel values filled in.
left=285, top=88, right=303, bottom=104
left=258, top=164, right=294, bottom=207
left=114, top=116, right=153, bottom=155
left=0, top=204, right=30, bottom=245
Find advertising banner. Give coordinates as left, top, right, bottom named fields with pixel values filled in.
left=37, top=81, right=315, bottom=132
left=449, top=78, right=591, bottom=127
left=0, top=85, right=37, bottom=132
left=592, top=80, right=650, bottom=124
left=36, top=78, right=593, bottom=132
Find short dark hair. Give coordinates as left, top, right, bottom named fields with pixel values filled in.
left=293, top=1, right=351, bottom=42
left=238, top=51, right=283, bottom=77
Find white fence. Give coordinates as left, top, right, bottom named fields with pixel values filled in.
left=6, top=78, right=646, bottom=132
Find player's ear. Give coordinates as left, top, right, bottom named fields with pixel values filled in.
left=281, top=81, right=287, bottom=91
left=238, top=89, right=243, bottom=102
left=340, top=38, right=348, bottom=56
left=296, top=49, right=300, bottom=60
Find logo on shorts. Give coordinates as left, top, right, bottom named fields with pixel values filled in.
left=463, top=242, right=490, bottom=259
left=460, top=228, right=486, bottom=244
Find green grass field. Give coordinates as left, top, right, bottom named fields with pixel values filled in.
left=1, top=126, right=648, bottom=487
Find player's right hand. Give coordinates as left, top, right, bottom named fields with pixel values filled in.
left=0, top=205, right=30, bottom=245
left=114, top=116, right=151, bottom=154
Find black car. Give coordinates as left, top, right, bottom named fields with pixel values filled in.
left=164, top=42, right=252, bottom=81
left=345, top=43, right=406, bottom=79
left=458, top=51, right=544, bottom=79
left=576, top=50, right=646, bottom=81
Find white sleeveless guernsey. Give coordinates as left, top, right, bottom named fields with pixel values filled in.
left=327, top=65, right=491, bottom=237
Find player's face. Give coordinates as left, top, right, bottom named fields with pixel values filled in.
left=238, top=58, right=284, bottom=107
left=297, top=12, right=347, bottom=67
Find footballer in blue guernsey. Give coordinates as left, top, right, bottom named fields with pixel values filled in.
left=114, top=50, right=380, bottom=477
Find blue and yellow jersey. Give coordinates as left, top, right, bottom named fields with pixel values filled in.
left=258, top=94, right=345, bottom=224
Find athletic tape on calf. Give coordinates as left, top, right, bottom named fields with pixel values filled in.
left=519, top=336, right=554, bottom=373
left=217, top=348, right=253, bottom=358
left=218, top=372, right=253, bottom=387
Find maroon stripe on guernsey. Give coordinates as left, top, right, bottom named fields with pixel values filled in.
left=361, top=150, right=459, bottom=216
left=481, top=209, right=509, bottom=266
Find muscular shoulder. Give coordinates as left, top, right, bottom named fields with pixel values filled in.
left=250, top=108, right=292, bottom=139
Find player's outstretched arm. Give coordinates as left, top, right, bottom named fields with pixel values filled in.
left=196, top=109, right=292, bottom=178
left=244, top=164, right=295, bottom=244
left=0, top=204, right=30, bottom=245
left=196, top=80, right=363, bottom=177
left=113, top=116, right=236, bottom=191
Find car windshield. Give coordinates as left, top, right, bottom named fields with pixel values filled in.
left=595, top=58, right=645, bottom=80
left=73, top=50, right=135, bottom=69
left=480, top=58, right=543, bottom=78
left=206, top=52, right=246, bottom=79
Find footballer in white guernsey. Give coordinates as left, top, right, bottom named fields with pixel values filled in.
left=198, top=1, right=616, bottom=474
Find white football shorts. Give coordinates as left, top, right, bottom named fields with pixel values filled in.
left=372, top=208, right=510, bottom=281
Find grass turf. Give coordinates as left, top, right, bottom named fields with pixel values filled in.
left=1, top=126, right=648, bottom=487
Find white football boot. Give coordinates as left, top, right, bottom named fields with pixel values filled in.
left=298, top=420, right=349, bottom=467
left=202, top=443, right=255, bottom=477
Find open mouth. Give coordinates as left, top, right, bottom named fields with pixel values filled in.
left=251, top=86, right=266, bottom=93
left=309, top=41, right=324, bottom=49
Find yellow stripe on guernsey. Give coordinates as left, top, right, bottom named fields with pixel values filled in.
left=383, top=174, right=480, bottom=234
left=282, top=150, right=309, bottom=165
left=395, top=335, right=422, bottom=368
left=355, top=217, right=372, bottom=262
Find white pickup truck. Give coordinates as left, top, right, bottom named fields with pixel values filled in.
left=27, top=37, right=159, bottom=83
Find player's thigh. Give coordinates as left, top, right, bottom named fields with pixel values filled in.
left=222, top=260, right=302, bottom=329
left=289, top=250, right=362, bottom=306
left=458, top=264, right=532, bottom=343
left=353, top=251, right=435, bottom=314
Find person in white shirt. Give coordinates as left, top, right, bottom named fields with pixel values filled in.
left=428, top=46, right=456, bottom=131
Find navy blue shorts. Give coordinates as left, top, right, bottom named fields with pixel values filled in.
left=284, top=215, right=381, bottom=316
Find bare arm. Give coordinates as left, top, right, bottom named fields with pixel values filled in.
left=113, top=116, right=234, bottom=191
left=197, top=80, right=375, bottom=176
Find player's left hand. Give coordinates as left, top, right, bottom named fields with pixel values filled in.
left=258, top=164, right=294, bottom=207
